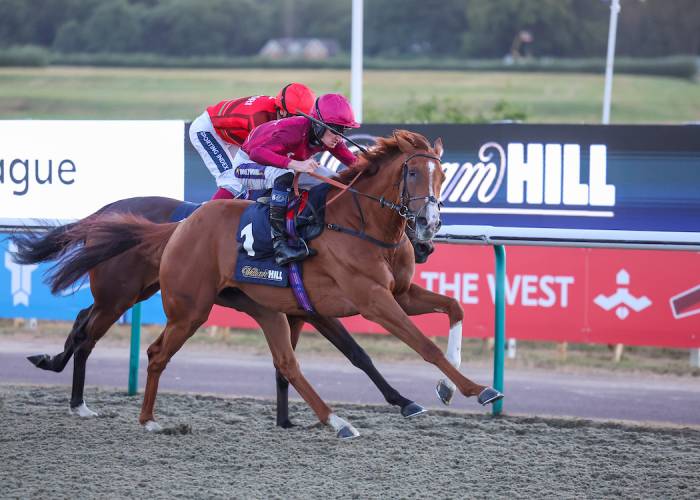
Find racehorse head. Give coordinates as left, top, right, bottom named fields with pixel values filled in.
left=392, top=130, right=445, bottom=242
left=336, top=129, right=445, bottom=249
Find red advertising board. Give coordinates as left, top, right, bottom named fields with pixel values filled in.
left=206, top=245, right=700, bottom=348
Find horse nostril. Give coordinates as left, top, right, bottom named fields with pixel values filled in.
left=416, top=216, right=428, bottom=226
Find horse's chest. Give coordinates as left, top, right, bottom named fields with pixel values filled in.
left=392, top=271, right=412, bottom=295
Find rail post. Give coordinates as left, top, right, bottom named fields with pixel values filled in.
left=128, top=302, right=142, bottom=395
left=492, top=244, right=506, bottom=415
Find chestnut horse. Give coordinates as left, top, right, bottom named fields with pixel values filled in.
left=47, top=130, right=501, bottom=437
left=10, top=196, right=434, bottom=426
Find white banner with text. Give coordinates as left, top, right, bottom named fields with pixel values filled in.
left=1, top=120, right=184, bottom=225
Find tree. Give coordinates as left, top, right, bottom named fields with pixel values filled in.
left=79, top=0, right=145, bottom=53
left=461, top=0, right=608, bottom=58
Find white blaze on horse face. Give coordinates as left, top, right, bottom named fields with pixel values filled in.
left=425, top=161, right=441, bottom=230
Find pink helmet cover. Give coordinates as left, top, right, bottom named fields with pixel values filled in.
left=311, top=94, right=360, bottom=128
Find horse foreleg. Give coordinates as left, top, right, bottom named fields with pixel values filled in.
left=275, top=316, right=304, bottom=428
left=353, top=285, right=502, bottom=406
left=307, top=315, right=426, bottom=418
left=395, top=283, right=465, bottom=405
left=139, top=317, right=199, bottom=431
left=255, top=311, right=358, bottom=439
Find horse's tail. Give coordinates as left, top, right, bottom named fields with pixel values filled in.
left=8, top=198, right=147, bottom=266
left=9, top=222, right=81, bottom=265
left=28, top=213, right=177, bottom=295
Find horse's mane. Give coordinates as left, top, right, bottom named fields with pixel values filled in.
left=336, top=129, right=433, bottom=184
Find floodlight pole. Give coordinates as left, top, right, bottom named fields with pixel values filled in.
left=351, top=0, right=364, bottom=123
left=602, top=0, right=621, bottom=124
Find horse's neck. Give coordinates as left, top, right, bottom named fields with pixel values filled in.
left=329, top=166, right=405, bottom=245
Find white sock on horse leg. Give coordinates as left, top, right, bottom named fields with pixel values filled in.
left=444, top=320, right=463, bottom=391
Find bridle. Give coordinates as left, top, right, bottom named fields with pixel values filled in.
left=382, top=152, right=443, bottom=229
left=299, top=150, right=443, bottom=249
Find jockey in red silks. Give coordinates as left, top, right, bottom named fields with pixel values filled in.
left=233, top=93, right=361, bottom=265
left=188, top=83, right=316, bottom=200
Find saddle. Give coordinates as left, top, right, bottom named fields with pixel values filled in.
left=234, top=184, right=331, bottom=288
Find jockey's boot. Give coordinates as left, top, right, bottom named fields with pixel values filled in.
left=270, top=204, right=309, bottom=266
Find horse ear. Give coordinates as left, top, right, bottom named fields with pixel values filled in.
left=433, top=137, right=444, bottom=158
left=393, top=130, right=415, bottom=154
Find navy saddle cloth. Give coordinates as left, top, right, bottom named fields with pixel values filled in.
left=169, top=201, right=203, bottom=222
left=235, top=184, right=331, bottom=288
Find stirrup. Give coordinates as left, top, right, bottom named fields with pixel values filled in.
left=274, top=246, right=308, bottom=266
left=273, top=238, right=316, bottom=266
left=297, top=238, right=317, bottom=258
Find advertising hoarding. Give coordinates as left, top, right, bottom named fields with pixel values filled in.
left=2, top=121, right=699, bottom=348
left=1, top=121, right=185, bottom=226
left=206, top=243, right=700, bottom=348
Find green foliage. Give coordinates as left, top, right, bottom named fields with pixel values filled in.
left=0, top=45, right=49, bottom=66
left=461, top=0, right=608, bottom=58
left=1, top=0, right=699, bottom=60
left=42, top=51, right=700, bottom=81
left=388, top=96, right=527, bottom=124
left=80, top=0, right=145, bottom=53
left=48, top=52, right=353, bottom=69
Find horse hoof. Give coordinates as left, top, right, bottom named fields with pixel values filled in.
left=278, top=419, right=296, bottom=429
left=143, top=420, right=163, bottom=433
left=328, top=413, right=360, bottom=440
left=337, top=425, right=360, bottom=440
left=27, top=354, right=50, bottom=369
left=435, top=379, right=455, bottom=405
left=401, top=402, right=428, bottom=418
left=478, top=387, right=504, bottom=406
left=68, top=402, right=98, bottom=418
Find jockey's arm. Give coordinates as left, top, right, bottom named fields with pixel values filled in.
left=248, top=144, right=291, bottom=169
left=328, top=141, right=357, bottom=168
left=247, top=125, right=299, bottom=169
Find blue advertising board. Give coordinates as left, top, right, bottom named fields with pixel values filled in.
left=1, top=235, right=166, bottom=323
left=350, top=124, right=700, bottom=233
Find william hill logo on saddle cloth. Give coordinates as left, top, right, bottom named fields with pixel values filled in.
left=234, top=202, right=290, bottom=287
left=241, top=265, right=284, bottom=282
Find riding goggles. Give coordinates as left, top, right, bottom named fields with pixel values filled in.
left=327, top=123, right=349, bottom=135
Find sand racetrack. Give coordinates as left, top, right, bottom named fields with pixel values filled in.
left=2, top=384, right=699, bottom=499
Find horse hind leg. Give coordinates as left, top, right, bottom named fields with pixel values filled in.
left=27, top=306, right=93, bottom=372
left=256, top=311, right=359, bottom=439
left=308, top=315, right=427, bottom=419
left=68, top=303, right=129, bottom=417
left=275, top=316, right=303, bottom=428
